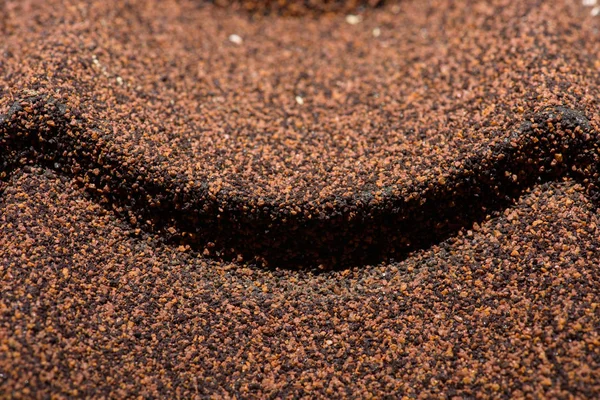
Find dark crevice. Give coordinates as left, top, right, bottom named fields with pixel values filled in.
left=206, top=0, right=390, bottom=17
left=1, top=95, right=599, bottom=270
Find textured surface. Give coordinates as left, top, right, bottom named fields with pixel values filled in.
left=3, top=0, right=600, bottom=266
left=1, top=168, right=599, bottom=398
left=1, top=0, right=600, bottom=397
left=210, top=0, right=389, bottom=15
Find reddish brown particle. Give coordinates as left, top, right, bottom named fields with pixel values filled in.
left=1, top=0, right=600, bottom=397
left=1, top=168, right=599, bottom=398
left=2, top=0, right=600, bottom=265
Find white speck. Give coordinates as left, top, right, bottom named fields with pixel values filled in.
left=116, top=76, right=123, bottom=85
left=372, top=27, right=381, bottom=37
left=345, top=14, right=362, bottom=25
left=325, top=339, right=333, bottom=346
left=295, top=96, right=304, bottom=105
left=592, top=6, right=600, bottom=15
left=583, top=0, right=597, bottom=6
left=228, top=34, right=243, bottom=45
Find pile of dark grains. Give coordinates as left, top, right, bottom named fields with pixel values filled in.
left=209, top=0, right=388, bottom=16
left=1, top=0, right=600, bottom=397
left=2, top=168, right=599, bottom=398
left=3, top=0, right=600, bottom=266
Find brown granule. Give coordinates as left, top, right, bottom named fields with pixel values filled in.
left=209, top=0, right=388, bottom=16
left=1, top=0, right=600, bottom=397
left=1, top=168, right=598, bottom=398
left=3, top=0, right=600, bottom=266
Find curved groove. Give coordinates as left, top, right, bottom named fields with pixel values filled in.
left=1, top=95, right=599, bottom=268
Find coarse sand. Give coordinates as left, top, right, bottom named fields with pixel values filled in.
left=1, top=0, right=600, bottom=397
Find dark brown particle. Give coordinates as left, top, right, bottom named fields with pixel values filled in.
left=1, top=168, right=599, bottom=398
left=209, top=0, right=389, bottom=16
left=1, top=0, right=600, bottom=397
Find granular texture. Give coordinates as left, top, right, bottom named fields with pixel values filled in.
left=1, top=0, right=600, bottom=397
left=210, top=0, right=388, bottom=16
left=1, top=168, right=599, bottom=398
left=3, top=0, right=600, bottom=265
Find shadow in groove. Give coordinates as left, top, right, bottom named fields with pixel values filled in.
left=1, top=96, right=599, bottom=270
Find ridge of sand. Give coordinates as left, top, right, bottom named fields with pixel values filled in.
left=2, top=96, right=599, bottom=267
